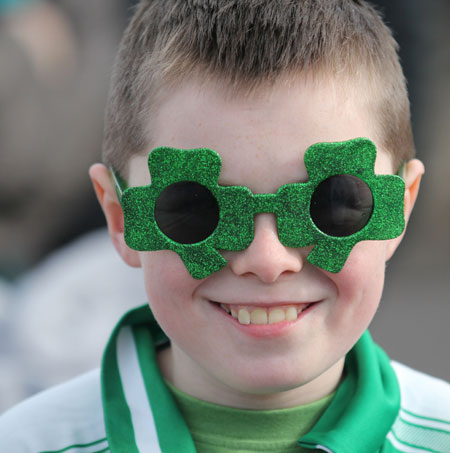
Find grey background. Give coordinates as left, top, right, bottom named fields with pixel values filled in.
left=370, top=0, right=450, bottom=382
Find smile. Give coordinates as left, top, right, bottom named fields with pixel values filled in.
left=214, top=303, right=314, bottom=325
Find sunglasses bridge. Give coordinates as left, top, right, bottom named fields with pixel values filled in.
left=252, top=193, right=280, bottom=214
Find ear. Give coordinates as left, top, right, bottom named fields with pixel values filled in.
left=385, top=158, right=425, bottom=260
left=89, top=163, right=141, bottom=268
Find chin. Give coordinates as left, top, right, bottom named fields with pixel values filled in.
left=223, top=362, right=315, bottom=395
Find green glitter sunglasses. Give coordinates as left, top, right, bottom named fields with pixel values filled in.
left=112, top=137, right=405, bottom=279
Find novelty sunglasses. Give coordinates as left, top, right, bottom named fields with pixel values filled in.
left=112, top=138, right=405, bottom=279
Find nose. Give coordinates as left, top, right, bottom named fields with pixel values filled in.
left=225, top=213, right=305, bottom=283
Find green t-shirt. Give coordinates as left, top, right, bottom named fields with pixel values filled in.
left=167, top=381, right=335, bottom=453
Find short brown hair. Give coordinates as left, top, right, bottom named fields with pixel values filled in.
left=103, top=0, right=414, bottom=176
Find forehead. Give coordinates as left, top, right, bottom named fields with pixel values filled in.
left=128, top=75, right=392, bottom=189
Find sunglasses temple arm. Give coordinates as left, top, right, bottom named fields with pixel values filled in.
left=397, top=162, right=405, bottom=179
left=110, top=168, right=128, bottom=205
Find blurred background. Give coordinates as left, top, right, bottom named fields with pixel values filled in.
left=0, top=0, right=449, bottom=412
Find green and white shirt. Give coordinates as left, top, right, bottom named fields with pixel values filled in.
left=1, top=305, right=450, bottom=453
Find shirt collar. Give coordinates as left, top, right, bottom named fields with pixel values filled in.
left=299, top=328, right=400, bottom=452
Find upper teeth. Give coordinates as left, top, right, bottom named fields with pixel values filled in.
left=219, top=304, right=309, bottom=325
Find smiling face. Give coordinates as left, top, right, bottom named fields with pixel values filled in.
left=125, top=75, right=402, bottom=409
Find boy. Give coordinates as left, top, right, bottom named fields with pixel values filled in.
left=1, top=1, right=450, bottom=452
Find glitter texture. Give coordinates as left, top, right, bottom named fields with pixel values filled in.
left=278, top=138, right=405, bottom=272
left=122, top=147, right=253, bottom=279
left=119, top=138, right=405, bottom=278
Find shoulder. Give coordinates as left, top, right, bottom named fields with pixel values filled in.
left=392, top=361, right=450, bottom=419
left=388, top=361, right=450, bottom=452
left=0, top=369, right=109, bottom=453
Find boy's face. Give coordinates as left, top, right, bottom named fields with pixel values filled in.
left=125, top=75, right=403, bottom=407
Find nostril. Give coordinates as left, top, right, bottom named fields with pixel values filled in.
left=229, top=249, right=304, bottom=283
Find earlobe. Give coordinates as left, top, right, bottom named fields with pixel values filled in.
left=89, top=163, right=142, bottom=268
left=385, top=158, right=425, bottom=260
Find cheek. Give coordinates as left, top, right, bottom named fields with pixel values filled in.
left=140, top=250, right=200, bottom=329
left=327, top=241, right=387, bottom=325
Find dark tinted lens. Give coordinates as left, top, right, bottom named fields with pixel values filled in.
left=155, top=181, right=219, bottom=244
left=310, top=175, right=373, bottom=237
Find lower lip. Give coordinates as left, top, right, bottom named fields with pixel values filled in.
left=210, top=302, right=318, bottom=338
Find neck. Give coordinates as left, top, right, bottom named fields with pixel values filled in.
left=158, top=345, right=344, bottom=410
